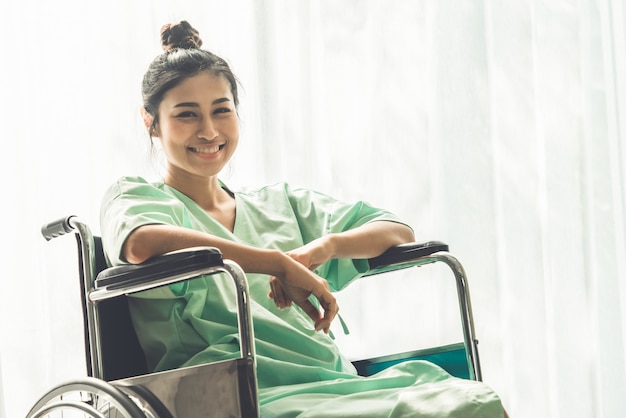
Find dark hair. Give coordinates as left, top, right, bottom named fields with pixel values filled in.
left=141, top=21, right=239, bottom=136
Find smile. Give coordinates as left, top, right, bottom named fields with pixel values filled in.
left=188, top=144, right=225, bottom=154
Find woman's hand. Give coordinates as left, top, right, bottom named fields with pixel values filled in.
left=268, top=222, right=414, bottom=319
left=269, top=236, right=333, bottom=309
left=269, top=252, right=338, bottom=334
left=284, top=235, right=334, bottom=272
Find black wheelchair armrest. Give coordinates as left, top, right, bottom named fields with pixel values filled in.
left=365, top=241, right=449, bottom=277
left=95, top=247, right=224, bottom=291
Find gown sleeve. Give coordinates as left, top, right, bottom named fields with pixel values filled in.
left=100, top=176, right=188, bottom=266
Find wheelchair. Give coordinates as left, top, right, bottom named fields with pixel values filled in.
left=27, top=215, right=483, bottom=418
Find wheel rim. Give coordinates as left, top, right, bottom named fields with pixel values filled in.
left=27, top=377, right=147, bottom=418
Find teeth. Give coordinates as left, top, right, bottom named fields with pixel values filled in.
left=190, top=145, right=222, bottom=154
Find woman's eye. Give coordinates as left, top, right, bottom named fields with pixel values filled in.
left=176, top=111, right=197, bottom=118
left=214, top=107, right=231, bottom=115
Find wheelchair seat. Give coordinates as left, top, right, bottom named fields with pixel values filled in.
left=27, top=215, right=482, bottom=418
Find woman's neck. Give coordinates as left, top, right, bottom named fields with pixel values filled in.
left=165, top=172, right=231, bottom=211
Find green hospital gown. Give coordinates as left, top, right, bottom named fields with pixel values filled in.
left=100, top=176, right=504, bottom=418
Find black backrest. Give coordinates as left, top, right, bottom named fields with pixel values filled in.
left=82, top=237, right=149, bottom=381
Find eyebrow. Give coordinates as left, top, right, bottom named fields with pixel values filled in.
left=173, top=98, right=231, bottom=108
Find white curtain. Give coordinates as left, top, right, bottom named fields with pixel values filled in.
left=1, top=1, right=625, bottom=417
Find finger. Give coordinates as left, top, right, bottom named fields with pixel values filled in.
left=269, top=277, right=284, bottom=308
left=314, top=291, right=339, bottom=333
left=277, top=285, right=293, bottom=308
left=269, top=277, right=292, bottom=309
left=295, top=299, right=323, bottom=326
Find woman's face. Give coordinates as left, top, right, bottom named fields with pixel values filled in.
left=153, top=71, right=239, bottom=182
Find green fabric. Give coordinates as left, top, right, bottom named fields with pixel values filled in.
left=100, top=176, right=504, bottom=417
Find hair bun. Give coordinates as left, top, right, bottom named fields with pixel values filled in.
left=160, top=21, right=203, bottom=51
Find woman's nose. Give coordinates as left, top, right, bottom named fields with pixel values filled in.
left=198, top=118, right=218, bottom=140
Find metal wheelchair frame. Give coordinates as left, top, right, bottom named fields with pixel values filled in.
left=27, top=215, right=482, bottom=418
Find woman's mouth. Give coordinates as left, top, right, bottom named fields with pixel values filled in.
left=188, top=144, right=225, bottom=154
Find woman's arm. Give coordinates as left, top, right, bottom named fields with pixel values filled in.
left=124, top=224, right=277, bottom=268
left=268, top=221, right=414, bottom=308
left=325, top=220, right=415, bottom=260
left=282, top=221, right=415, bottom=272
left=124, top=224, right=338, bottom=333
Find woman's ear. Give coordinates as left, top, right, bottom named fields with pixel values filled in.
left=140, top=107, right=155, bottom=136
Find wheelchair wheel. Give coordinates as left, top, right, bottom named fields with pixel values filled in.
left=26, top=377, right=154, bottom=418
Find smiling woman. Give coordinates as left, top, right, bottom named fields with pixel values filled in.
left=97, top=20, right=507, bottom=418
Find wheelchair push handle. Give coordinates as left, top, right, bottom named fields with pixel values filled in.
left=41, top=215, right=77, bottom=241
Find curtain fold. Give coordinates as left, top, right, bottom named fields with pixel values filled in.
left=1, top=1, right=624, bottom=417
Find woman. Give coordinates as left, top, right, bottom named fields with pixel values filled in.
left=100, top=20, right=507, bottom=417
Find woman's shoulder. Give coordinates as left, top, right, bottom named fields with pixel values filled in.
left=234, top=181, right=290, bottom=196
left=233, top=181, right=343, bottom=213
left=114, top=175, right=162, bottom=186
left=234, top=181, right=328, bottom=197
left=104, top=176, right=167, bottom=199
left=234, top=181, right=321, bottom=202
